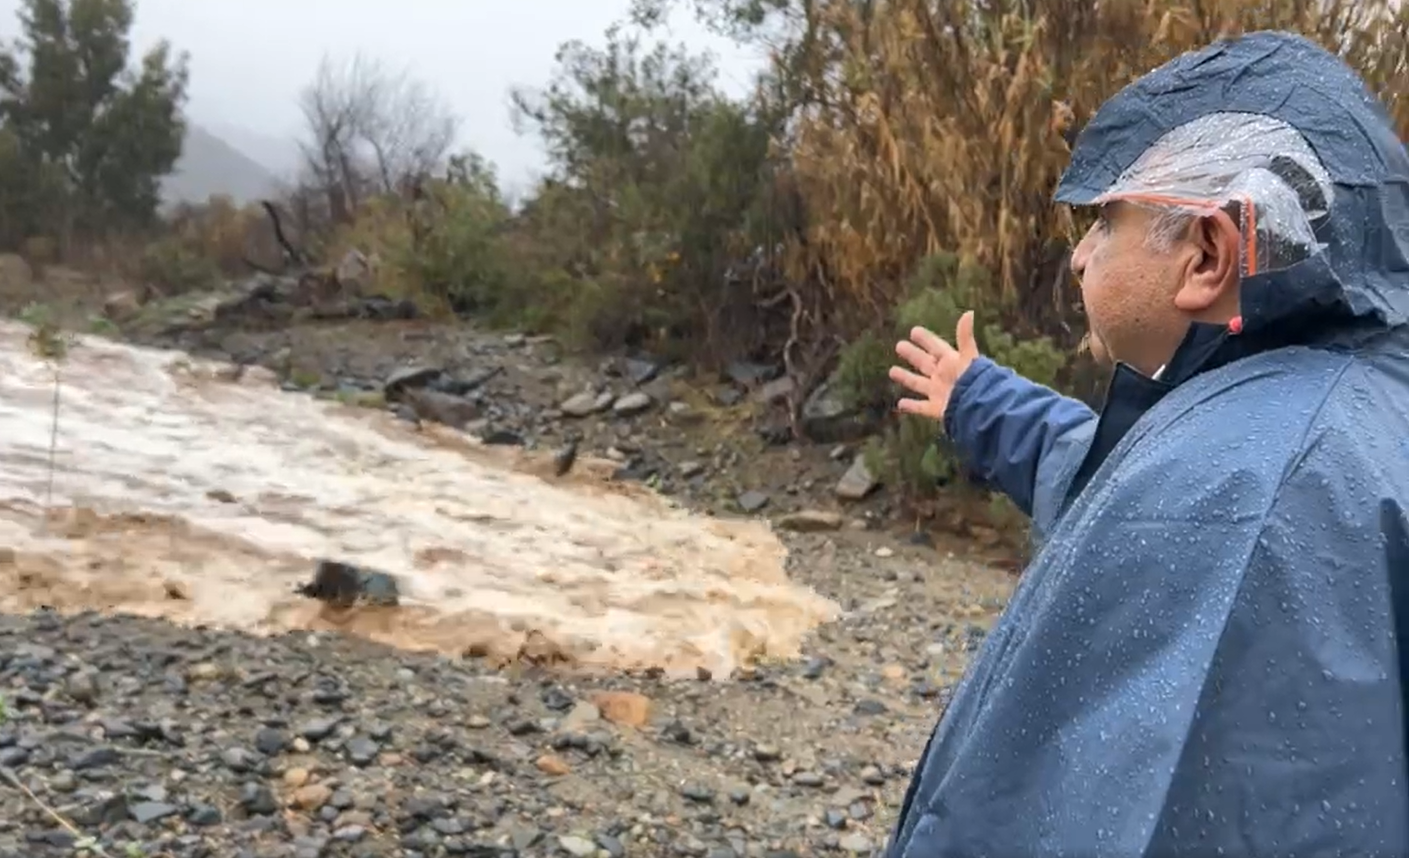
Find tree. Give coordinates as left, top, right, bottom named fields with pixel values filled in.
left=297, top=52, right=459, bottom=226
left=0, top=0, right=189, bottom=248
left=509, top=28, right=789, bottom=358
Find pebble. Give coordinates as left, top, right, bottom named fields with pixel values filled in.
left=612, top=391, right=653, bottom=415
left=558, top=834, right=597, bottom=856
left=536, top=753, right=572, bottom=776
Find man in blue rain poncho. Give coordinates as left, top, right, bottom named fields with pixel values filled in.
left=884, top=30, right=1409, bottom=858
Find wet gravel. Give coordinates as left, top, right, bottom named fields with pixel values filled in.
left=0, top=525, right=1009, bottom=857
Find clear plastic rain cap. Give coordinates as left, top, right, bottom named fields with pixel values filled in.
left=1094, top=112, right=1334, bottom=275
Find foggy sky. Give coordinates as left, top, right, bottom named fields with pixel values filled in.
left=0, top=0, right=766, bottom=194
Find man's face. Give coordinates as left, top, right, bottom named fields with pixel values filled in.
left=1070, top=201, right=1198, bottom=376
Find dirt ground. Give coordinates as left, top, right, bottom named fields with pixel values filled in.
left=0, top=261, right=1017, bottom=858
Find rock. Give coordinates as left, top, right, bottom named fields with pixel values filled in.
left=102, top=290, right=142, bottom=322
left=346, top=737, right=380, bottom=766
left=590, top=691, right=652, bottom=727
left=800, top=381, right=868, bottom=441
left=560, top=390, right=608, bottom=417
left=383, top=365, right=443, bottom=400
left=221, top=746, right=260, bottom=772
left=332, top=825, right=367, bottom=842
left=662, top=719, right=695, bottom=744
left=839, top=833, right=875, bottom=853
left=481, top=426, right=525, bottom=446
left=541, top=685, right=575, bottom=711
left=283, top=767, right=310, bottom=788
left=558, top=835, right=597, bottom=857
left=335, top=248, right=372, bottom=293
left=775, top=510, right=843, bottom=532
left=714, top=387, right=744, bottom=406
left=756, top=375, right=795, bottom=404
left=70, top=747, right=118, bottom=770
left=612, top=391, right=653, bottom=416
left=535, top=753, right=571, bottom=776
left=187, top=804, right=222, bottom=826
left=299, top=717, right=340, bottom=742
left=559, top=701, right=601, bottom=733
left=792, top=771, right=825, bottom=787
left=510, top=825, right=545, bottom=851
left=64, top=671, right=99, bottom=705
left=240, top=783, right=279, bottom=815
left=724, top=361, right=780, bottom=386
left=356, top=294, right=418, bottom=320
left=291, top=783, right=333, bottom=812
left=298, top=559, right=400, bottom=607
left=403, top=388, right=480, bottom=428
left=680, top=783, right=715, bottom=803
left=254, top=727, right=287, bottom=755
left=836, top=456, right=879, bottom=500
left=128, top=801, right=179, bottom=824
left=737, top=491, right=770, bottom=513
left=620, top=357, right=661, bottom=385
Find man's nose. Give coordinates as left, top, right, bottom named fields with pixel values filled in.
left=1071, top=228, right=1095, bottom=276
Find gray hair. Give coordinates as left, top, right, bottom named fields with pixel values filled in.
left=1116, top=111, right=1335, bottom=266
left=1143, top=206, right=1196, bottom=252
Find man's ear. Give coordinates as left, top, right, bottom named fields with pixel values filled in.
left=1173, top=208, right=1241, bottom=314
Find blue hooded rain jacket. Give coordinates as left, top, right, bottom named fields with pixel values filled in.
left=888, top=31, right=1409, bottom=858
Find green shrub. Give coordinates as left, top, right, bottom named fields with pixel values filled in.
left=402, top=156, right=513, bottom=312
left=836, top=251, right=1068, bottom=507
left=138, top=236, right=222, bottom=295
left=833, top=330, right=891, bottom=411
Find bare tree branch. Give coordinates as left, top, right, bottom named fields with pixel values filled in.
left=295, top=52, right=460, bottom=227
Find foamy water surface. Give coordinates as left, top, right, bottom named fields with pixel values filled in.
left=0, top=321, right=839, bottom=677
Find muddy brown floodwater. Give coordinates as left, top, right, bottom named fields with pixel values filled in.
left=0, top=321, right=839, bottom=678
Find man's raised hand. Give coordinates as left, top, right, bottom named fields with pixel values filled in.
left=888, top=310, right=979, bottom=422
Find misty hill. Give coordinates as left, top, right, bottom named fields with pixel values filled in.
left=161, top=124, right=281, bottom=207
left=203, top=120, right=302, bottom=180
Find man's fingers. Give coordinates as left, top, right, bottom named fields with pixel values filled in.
left=955, top=310, right=978, bottom=359
left=896, top=397, right=941, bottom=419
left=888, top=365, right=932, bottom=395
left=894, top=340, right=936, bottom=374
left=908, top=326, right=957, bottom=360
